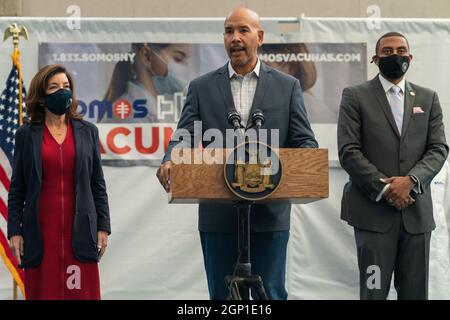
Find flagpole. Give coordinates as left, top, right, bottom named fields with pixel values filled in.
left=3, top=22, right=29, bottom=300
left=13, top=280, right=17, bottom=300
left=12, top=48, right=24, bottom=126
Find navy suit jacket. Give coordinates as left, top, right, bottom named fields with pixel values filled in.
left=7, top=119, right=110, bottom=268
left=164, top=62, right=318, bottom=232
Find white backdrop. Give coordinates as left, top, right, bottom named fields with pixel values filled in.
left=0, top=17, right=449, bottom=299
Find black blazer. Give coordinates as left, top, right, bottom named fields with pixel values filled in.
left=164, top=62, right=318, bottom=232
left=7, top=119, right=111, bottom=268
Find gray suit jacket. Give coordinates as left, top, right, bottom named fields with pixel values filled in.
left=338, top=76, right=448, bottom=234
left=164, top=62, right=318, bottom=232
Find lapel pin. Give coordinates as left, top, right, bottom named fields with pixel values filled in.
left=409, top=91, right=415, bottom=96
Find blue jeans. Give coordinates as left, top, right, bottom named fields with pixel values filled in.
left=200, top=231, right=289, bottom=300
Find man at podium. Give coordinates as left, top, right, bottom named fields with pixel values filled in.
left=157, top=6, right=317, bottom=300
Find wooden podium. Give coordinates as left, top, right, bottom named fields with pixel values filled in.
left=169, top=148, right=329, bottom=203
left=168, top=147, right=328, bottom=299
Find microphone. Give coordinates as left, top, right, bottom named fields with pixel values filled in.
left=251, top=109, right=265, bottom=129
left=227, top=111, right=241, bottom=130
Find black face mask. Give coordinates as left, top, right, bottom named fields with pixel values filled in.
left=377, top=54, right=410, bottom=79
left=44, top=88, right=72, bottom=116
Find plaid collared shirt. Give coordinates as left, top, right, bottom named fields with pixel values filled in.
left=228, top=59, right=260, bottom=126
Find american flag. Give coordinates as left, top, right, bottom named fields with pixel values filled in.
left=0, top=64, right=26, bottom=297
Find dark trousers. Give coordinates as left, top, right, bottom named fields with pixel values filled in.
left=200, top=231, right=289, bottom=300
left=354, top=212, right=431, bottom=300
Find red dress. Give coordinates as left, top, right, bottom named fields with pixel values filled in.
left=25, top=122, right=101, bottom=300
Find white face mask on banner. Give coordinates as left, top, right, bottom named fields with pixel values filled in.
left=150, top=49, right=191, bottom=95
left=166, top=61, right=191, bottom=92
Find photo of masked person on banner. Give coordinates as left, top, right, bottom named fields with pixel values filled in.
left=260, top=43, right=336, bottom=123
left=101, top=43, right=192, bottom=123
left=259, top=43, right=368, bottom=124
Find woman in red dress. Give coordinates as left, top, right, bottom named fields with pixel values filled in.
left=8, top=64, right=111, bottom=300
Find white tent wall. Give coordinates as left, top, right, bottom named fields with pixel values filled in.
left=0, top=17, right=449, bottom=299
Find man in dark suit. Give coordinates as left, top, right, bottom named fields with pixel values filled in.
left=157, top=7, right=317, bottom=299
left=338, top=32, right=448, bottom=299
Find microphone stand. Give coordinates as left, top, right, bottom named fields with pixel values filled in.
left=225, top=110, right=268, bottom=300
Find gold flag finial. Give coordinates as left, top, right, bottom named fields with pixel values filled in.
left=3, top=23, right=29, bottom=49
